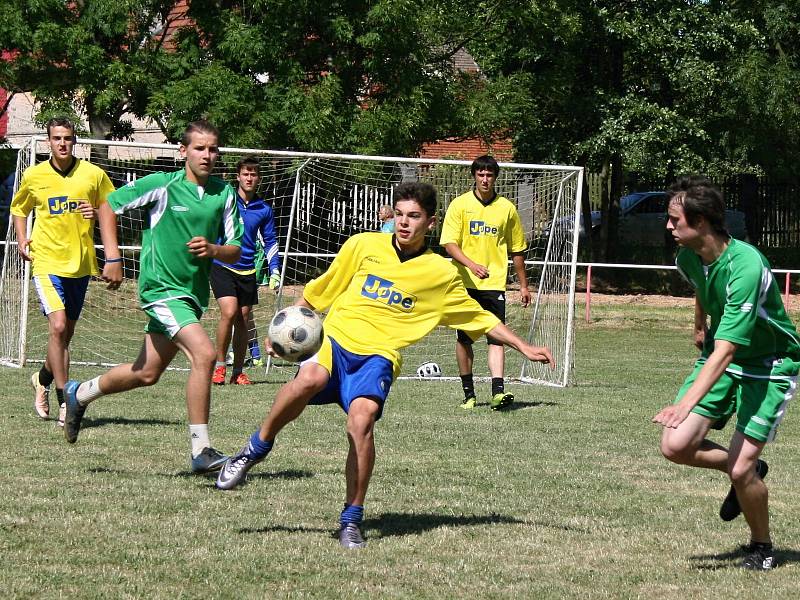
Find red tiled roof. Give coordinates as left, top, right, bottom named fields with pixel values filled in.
left=420, top=138, right=513, bottom=161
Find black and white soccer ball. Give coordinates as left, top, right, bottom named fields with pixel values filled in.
left=268, top=306, right=324, bottom=362
left=416, top=361, right=442, bottom=378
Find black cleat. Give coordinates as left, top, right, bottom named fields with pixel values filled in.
left=191, top=447, right=229, bottom=474
left=720, top=459, right=768, bottom=521
left=64, top=380, right=86, bottom=444
left=741, top=542, right=776, bottom=571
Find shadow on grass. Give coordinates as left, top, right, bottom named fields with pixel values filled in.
left=365, top=512, right=523, bottom=538
left=689, top=545, right=800, bottom=570
left=464, top=400, right=558, bottom=411
left=238, top=511, right=590, bottom=539
left=178, top=468, right=313, bottom=480
left=79, top=416, right=181, bottom=430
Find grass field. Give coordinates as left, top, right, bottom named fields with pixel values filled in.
left=2, top=300, right=799, bottom=599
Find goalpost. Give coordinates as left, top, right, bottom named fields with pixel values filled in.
left=0, top=137, right=582, bottom=387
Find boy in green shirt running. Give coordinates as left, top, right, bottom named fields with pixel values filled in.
left=653, top=176, right=800, bottom=571
left=62, top=120, right=243, bottom=474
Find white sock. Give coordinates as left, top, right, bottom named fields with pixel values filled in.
left=189, top=424, right=211, bottom=457
left=76, top=377, right=104, bottom=406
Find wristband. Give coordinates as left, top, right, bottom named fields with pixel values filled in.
left=105, top=258, right=123, bottom=264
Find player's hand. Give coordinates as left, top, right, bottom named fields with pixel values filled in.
left=17, top=238, right=32, bottom=262
left=523, top=344, right=555, bottom=369
left=519, top=286, right=531, bottom=308
left=263, top=336, right=277, bottom=357
left=268, top=270, right=281, bottom=290
left=77, top=201, right=97, bottom=220
left=187, top=236, right=216, bottom=258
left=470, top=262, right=490, bottom=279
left=101, top=261, right=123, bottom=290
left=693, top=328, right=706, bottom=351
left=652, top=402, right=691, bottom=429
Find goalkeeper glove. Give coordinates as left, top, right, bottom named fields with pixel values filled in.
left=268, top=270, right=281, bottom=289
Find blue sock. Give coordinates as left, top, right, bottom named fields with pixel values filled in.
left=340, top=503, right=364, bottom=526
left=248, top=430, right=273, bottom=459
left=249, top=340, right=261, bottom=360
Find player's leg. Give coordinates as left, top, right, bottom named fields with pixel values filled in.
left=484, top=290, right=513, bottom=411
left=63, top=331, right=179, bottom=443
left=216, top=361, right=330, bottom=490
left=456, top=332, right=476, bottom=409
left=340, top=396, right=381, bottom=549
left=229, top=303, right=251, bottom=384
left=728, top=432, right=769, bottom=541
left=659, top=412, right=728, bottom=470
left=211, top=263, right=237, bottom=384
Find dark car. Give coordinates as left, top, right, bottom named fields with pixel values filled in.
left=0, top=172, right=14, bottom=240
left=551, top=191, right=747, bottom=246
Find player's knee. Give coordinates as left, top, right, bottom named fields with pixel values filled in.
left=48, top=318, right=68, bottom=337
left=135, top=367, right=162, bottom=387
left=293, top=368, right=327, bottom=396
left=729, top=461, right=759, bottom=487
left=660, top=435, right=691, bottom=464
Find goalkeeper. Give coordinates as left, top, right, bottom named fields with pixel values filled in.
left=62, top=120, right=243, bottom=475
left=214, top=182, right=554, bottom=550
left=211, top=156, right=281, bottom=385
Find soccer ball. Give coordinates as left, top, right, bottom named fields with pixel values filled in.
left=416, top=361, right=442, bottom=378
left=268, top=306, right=324, bottom=362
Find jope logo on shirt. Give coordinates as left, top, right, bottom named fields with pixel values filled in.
left=361, top=274, right=416, bottom=312
left=469, top=220, right=498, bottom=236
left=48, top=196, right=84, bottom=215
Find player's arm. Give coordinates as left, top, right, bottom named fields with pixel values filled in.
left=511, top=252, right=530, bottom=307
left=97, top=202, right=122, bottom=289
left=486, top=321, right=554, bottom=368
left=693, top=296, right=707, bottom=350
left=652, top=339, right=737, bottom=429
left=443, top=242, right=489, bottom=279
left=187, top=238, right=241, bottom=263
left=261, top=209, right=282, bottom=288
left=12, top=215, right=32, bottom=261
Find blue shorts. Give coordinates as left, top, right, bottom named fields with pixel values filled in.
left=33, top=274, right=90, bottom=321
left=306, top=336, right=394, bottom=420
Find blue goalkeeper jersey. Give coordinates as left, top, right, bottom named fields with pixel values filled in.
left=214, top=192, right=280, bottom=274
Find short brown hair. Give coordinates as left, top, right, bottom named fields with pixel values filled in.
left=180, top=120, right=219, bottom=146
left=46, top=117, right=76, bottom=138
left=667, top=176, right=728, bottom=236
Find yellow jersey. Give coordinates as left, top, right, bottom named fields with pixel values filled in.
left=303, top=232, right=500, bottom=376
left=439, top=190, right=527, bottom=291
left=10, top=158, right=114, bottom=277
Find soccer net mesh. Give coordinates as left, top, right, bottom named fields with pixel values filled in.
left=0, top=138, right=582, bottom=386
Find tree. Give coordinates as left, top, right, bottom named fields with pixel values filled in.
left=0, top=1, right=181, bottom=142
left=468, top=0, right=800, bottom=260
left=147, top=0, right=526, bottom=153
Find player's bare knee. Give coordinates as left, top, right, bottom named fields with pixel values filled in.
left=293, top=369, right=327, bottom=396
left=134, top=367, right=162, bottom=387
left=729, top=461, right=760, bottom=488
left=660, top=435, right=691, bottom=464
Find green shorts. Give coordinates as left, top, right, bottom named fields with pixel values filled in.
left=142, top=297, right=203, bottom=339
left=676, top=357, right=799, bottom=443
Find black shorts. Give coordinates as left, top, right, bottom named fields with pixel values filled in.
left=457, top=288, right=505, bottom=346
left=210, top=263, right=259, bottom=306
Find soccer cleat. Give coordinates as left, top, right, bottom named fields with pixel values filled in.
left=460, top=397, right=477, bottom=410
left=338, top=523, right=367, bottom=549
left=63, top=380, right=86, bottom=443
left=490, top=392, right=514, bottom=411
left=191, top=447, right=229, bottom=474
left=230, top=372, right=253, bottom=385
left=226, top=351, right=234, bottom=366
left=251, top=357, right=264, bottom=368
left=741, top=542, right=776, bottom=571
left=31, top=372, right=50, bottom=419
left=212, top=366, right=226, bottom=385
left=720, top=459, right=769, bottom=521
left=215, top=447, right=264, bottom=489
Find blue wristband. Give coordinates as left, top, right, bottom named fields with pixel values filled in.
left=105, top=258, right=123, bottom=264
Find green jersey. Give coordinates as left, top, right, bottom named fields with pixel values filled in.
left=676, top=239, right=800, bottom=370
left=108, top=170, right=242, bottom=311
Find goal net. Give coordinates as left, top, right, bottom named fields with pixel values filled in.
left=0, top=138, right=582, bottom=386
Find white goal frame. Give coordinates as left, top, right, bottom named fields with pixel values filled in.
left=0, top=137, right=583, bottom=387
